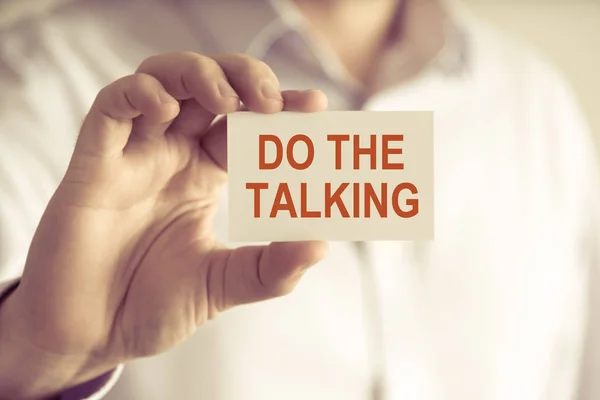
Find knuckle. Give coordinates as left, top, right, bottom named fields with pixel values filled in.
left=102, top=74, right=152, bottom=95
left=95, top=81, right=124, bottom=107
left=95, top=84, right=112, bottom=103
left=136, top=54, right=160, bottom=72
left=94, top=74, right=155, bottom=114
left=135, top=72, right=160, bottom=88
left=233, top=54, right=269, bottom=73
left=231, top=53, right=254, bottom=65
left=186, top=55, right=220, bottom=80
left=126, top=73, right=154, bottom=88
left=239, top=61, right=277, bottom=87
left=250, top=62, right=272, bottom=78
left=179, top=50, right=201, bottom=59
left=112, top=74, right=157, bottom=103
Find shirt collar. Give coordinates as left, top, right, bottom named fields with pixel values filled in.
left=187, top=0, right=287, bottom=57
left=189, top=0, right=471, bottom=75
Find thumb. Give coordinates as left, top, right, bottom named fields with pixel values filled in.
left=213, top=241, right=329, bottom=310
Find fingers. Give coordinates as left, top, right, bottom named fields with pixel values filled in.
left=135, top=52, right=285, bottom=139
left=78, top=73, right=179, bottom=158
left=282, top=89, right=329, bottom=112
left=136, top=52, right=240, bottom=115
left=166, top=99, right=217, bottom=138
left=210, top=241, right=329, bottom=311
left=84, top=53, right=330, bottom=163
left=136, top=52, right=315, bottom=122
left=201, top=89, right=329, bottom=170
left=211, top=54, right=284, bottom=114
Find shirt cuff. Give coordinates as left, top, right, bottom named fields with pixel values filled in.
left=59, top=365, right=124, bottom=400
left=0, top=278, right=19, bottom=299
left=0, top=279, right=124, bottom=400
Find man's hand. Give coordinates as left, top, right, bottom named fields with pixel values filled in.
left=0, top=52, right=328, bottom=399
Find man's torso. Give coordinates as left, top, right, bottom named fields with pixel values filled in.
left=0, top=1, right=595, bottom=399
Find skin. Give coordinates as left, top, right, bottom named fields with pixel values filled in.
left=291, top=0, right=401, bottom=86
left=0, top=0, right=444, bottom=398
left=0, top=52, right=329, bottom=399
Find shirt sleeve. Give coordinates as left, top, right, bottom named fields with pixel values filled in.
left=563, top=96, right=600, bottom=400
left=59, top=366, right=124, bottom=400
left=545, top=65, right=600, bottom=400
left=0, top=18, right=125, bottom=400
left=577, top=206, right=600, bottom=400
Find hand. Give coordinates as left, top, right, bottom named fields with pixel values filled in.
left=0, top=52, right=328, bottom=399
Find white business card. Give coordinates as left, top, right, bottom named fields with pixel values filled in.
left=227, top=111, right=434, bottom=241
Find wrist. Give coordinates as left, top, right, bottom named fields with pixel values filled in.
left=0, top=288, right=113, bottom=400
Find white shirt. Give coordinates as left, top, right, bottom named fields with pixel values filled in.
left=0, top=1, right=599, bottom=399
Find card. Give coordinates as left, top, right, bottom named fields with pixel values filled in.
left=227, top=111, right=433, bottom=242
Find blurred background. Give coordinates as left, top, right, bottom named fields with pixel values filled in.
left=465, top=0, right=600, bottom=148
left=0, top=0, right=598, bottom=143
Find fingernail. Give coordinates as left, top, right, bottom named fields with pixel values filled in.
left=218, top=81, right=238, bottom=98
left=261, top=82, right=283, bottom=102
